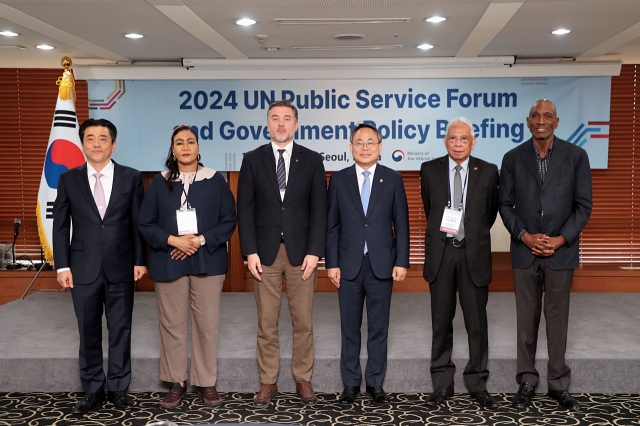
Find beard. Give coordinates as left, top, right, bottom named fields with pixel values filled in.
left=273, top=133, right=293, bottom=144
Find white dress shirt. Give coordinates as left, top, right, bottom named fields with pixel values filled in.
left=447, top=156, right=469, bottom=238
left=271, top=141, right=293, bottom=201
left=355, top=162, right=377, bottom=197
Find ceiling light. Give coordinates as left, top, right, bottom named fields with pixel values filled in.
left=552, top=29, right=571, bottom=35
left=426, top=16, right=446, bottom=23
left=236, top=18, right=257, bottom=26
left=0, top=31, right=19, bottom=37
left=417, top=43, right=434, bottom=50
left=36, top=44, right=54, bottom=50
left=125, top=33, right=144, bottom=39
left=275, top=18, right=409, bottom=25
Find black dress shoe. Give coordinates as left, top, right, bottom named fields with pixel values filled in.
left=365, top=386, right=390, bottom=405
left=425, top=384, right=454, bottom=407
left=470, top=390, right=499, bottom=409
left=108, top=390, right=134, bottom=409
left=513, top=382, right=535, bottom=409
left=338, top=386, right=360, bottom=404
left=72, top=391, right=106, bottom=414
left=548, top=389, right=580, bottom=412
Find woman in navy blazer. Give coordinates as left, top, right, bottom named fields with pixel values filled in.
left=139, top=125, right=236, bottom=409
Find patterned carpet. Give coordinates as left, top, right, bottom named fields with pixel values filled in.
left=1, top=392, right=640, bottom=426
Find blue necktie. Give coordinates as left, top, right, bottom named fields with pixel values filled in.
left=277, top=149, right=286, bottom=191
left=361, top=170, right=371, bottom=253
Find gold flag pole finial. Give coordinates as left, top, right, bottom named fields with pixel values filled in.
left=56, top=56, right=76, bottom=102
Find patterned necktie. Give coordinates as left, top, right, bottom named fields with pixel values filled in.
left=277, top=149, right=287, bottom=191
left=361, top=170, right=371, bottom=253
left=453, top=165, right=465, bottom=241
left=93, top=172, right=106, bottom=219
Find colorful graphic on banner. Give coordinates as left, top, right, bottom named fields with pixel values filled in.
left=88, top=77, right=610, bottom=171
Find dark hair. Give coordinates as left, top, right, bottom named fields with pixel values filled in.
left=164, top=125, right=200, bottom=193
left=350, top=122, right=382, bottom=144
left=267, top=100, right=298, bottom=121
left=79, top=118, right=117, bottom=142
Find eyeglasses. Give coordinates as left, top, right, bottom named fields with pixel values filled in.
left=447, top=136, right=471, bottom=143
left=352, top=141, right=380, bottom=149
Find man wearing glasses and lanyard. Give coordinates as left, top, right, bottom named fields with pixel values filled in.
left=420, top=117, right=499, bottom=409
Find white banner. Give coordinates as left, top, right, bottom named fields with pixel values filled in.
left=88, top=77, right=610, bottom=171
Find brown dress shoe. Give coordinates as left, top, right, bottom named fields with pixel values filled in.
left=197, top=386, right=222, bottom=407
left=296, top=381, right=318, bottom=406
left=161, top=382, right=187, bottom=409
left=254, top=383, right=278, bottom=408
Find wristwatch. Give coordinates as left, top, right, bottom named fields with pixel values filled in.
left=199, top=235, right=206, bottom=247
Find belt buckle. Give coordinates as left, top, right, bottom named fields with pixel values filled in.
left=452, top=238, right=464, bottom=248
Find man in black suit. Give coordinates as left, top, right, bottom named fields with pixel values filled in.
left=237, top=100, right=327, bottom=407
left=499, top=99, right=592, bottom=412
left=420, top=117, right=499, bottom=409
left=53, top=118, right=147, bottom=414
left=326, top=123, right=409, bottom=405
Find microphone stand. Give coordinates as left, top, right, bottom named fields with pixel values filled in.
left=5, top=231, right=22, bottom=270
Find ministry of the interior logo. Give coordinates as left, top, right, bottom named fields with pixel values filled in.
left=392, top=150, right=405, bottom=162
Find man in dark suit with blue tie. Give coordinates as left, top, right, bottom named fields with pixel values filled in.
left=420, top=117, right=499, bottom=409
left=326, top=123, right=409, bottom=405
left=53, top=118, right=147, bottom=414
left=500, top=99, right=592, bottom=412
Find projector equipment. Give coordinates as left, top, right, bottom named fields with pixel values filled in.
left=6, top=218, right=23, bottom=270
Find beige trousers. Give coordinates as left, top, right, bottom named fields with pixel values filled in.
left=253, top=244, right=317, bottom=384
left=155, top=274, right=224, bottom=386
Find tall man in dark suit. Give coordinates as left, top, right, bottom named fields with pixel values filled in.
left=420, top=117, right=499, bottom=409
left=237, top=100, right=327, bottom=408
left=499, top=99, right=592, bottom=412
left=326, top=123, right=409, bottom=405
left=53, top=118, right=147, bottom=414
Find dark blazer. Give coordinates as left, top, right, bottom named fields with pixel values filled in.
left=421, top=155, right=499, bottom=287
left=499, top=137, right=592, bottom=270
left=53, top=161, right=146, bottom=284
left=326, top=164, right=410, bottom=281
left=237, top=142, right=327, bottom=266
left=139, top=172, right=237, bottom=282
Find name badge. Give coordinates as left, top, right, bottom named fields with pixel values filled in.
left=440, top=207, right=463, bottom=235
left=176, top=208, right=198, bottom=235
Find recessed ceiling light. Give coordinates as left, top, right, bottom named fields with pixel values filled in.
left=417, top=43, right=434, bottom=50
left=552, top=29, right=571, bottom=35
left=0, top=31, right=19, bottom=37
left=236, top=18, right=257, bottom=26
left=125, top=33, right=144, bottom=39
left=36, top=44, right=54, bottom=50
left=426, top=16, right=446, bottom=23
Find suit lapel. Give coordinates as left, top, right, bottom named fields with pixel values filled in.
left=367, top=165, right=386, bottom=217
left=74, top=163, right=101, bottom=218
left=520, top=140, right=543, bottom=188
left=345, top=165, right=365, bottom=218
left=261, top=143, right=282, bottom=201
left=437, top=156, right=449, bottom=203
left=103, top=161, right=122, bottom=221
left=465, top=157, right=479, bottom=209
left=542, top=137, right=567, bottom=190
left=283, top=142, right=301, bottom=204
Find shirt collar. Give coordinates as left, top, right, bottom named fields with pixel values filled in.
left=533, top=138, right=555, bottom=159
left=271, top=141, right=293, bottom=157
left=448, top=156, right=469, bottom=172
left=87, top=160, right=113, bottom=178
left=355, top=162, right=377, bottom=177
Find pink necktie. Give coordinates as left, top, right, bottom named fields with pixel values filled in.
left=93, top=172, right=106, bottom=219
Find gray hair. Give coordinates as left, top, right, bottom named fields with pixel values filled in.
left=445, top=116, right=474, bottom=136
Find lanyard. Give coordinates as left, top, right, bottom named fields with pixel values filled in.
left=447, top=166, right=468, bottom=211
left=181, top=164, right=198, bottom=209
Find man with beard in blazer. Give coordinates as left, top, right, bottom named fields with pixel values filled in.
left=420, top=117, right=499, bottom=409
left=326, top=123, right=409, bottom=405
left=53, top=118, right=147, bottom=414
left=499, top=99, right=592, bottom=412
left=237, top=100, right=327, bottom=408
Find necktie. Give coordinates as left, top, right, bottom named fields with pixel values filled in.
left=453, top=165, right=465, bottom=241
left=277, top=149, right=287, bottom=191
left=93, top=172, right=106, bottom=219
left=361, top=170, right=371, bottom=253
